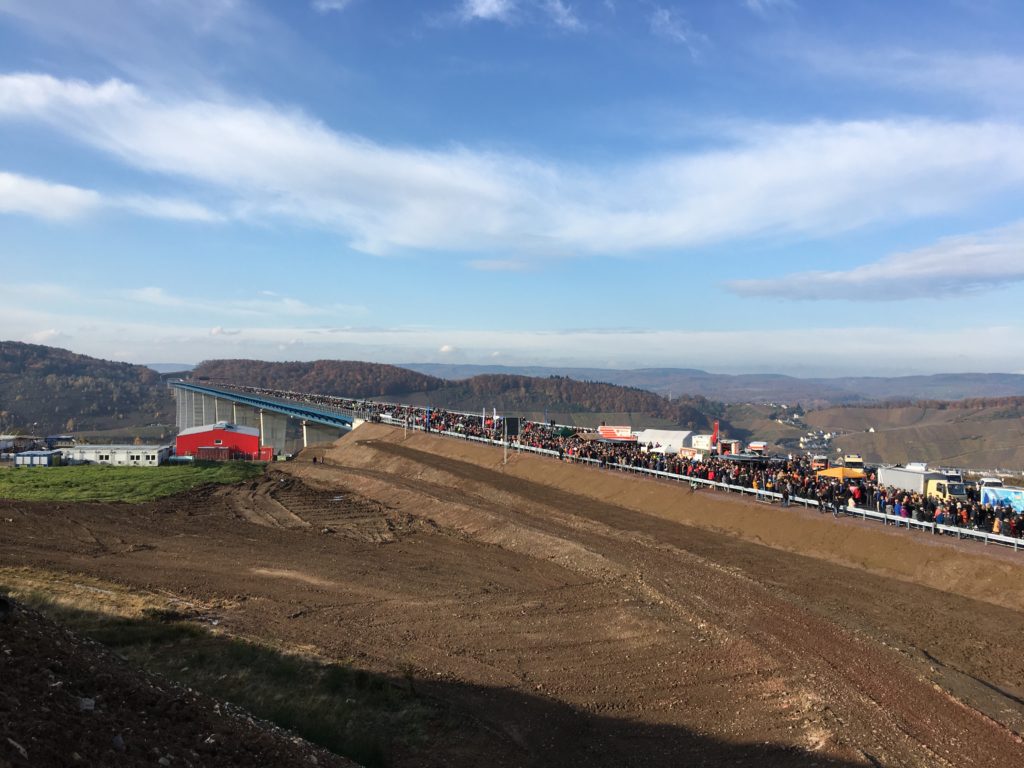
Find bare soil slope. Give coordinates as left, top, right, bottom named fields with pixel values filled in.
left=0, top=596, right=356, bottom=768
left=3, top=424, right=1024, bottom=767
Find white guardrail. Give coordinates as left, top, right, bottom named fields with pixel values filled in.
left=376, top=415, right=1023, bottom=553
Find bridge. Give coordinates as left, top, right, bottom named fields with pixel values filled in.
left=171, top=381, right=356, bottom=456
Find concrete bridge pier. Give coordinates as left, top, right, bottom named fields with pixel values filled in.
left=175, top=388, right=192, bottom=431
left=232, top=403, right=261, bottom=431
left=302, top=421, right=344, bottom=448
left=259, top=410, right=288, bottom=457
left=177, top=390, right=234, bottom=430
left=200, top=393, right=229, bottom=425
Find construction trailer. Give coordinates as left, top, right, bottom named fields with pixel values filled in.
left=14, top=450, right=63, bottom=467
left=65, top=445, right=172, bottom=467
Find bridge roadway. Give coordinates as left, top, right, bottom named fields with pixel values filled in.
left=171, top=381, right=355, bottom=456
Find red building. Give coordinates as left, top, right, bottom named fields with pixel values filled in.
left=175, top=422, right=268, bottom=461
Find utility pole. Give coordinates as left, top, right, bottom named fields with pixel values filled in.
left=503, top=416, right=508, bottom=465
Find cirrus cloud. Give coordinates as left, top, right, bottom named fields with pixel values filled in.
left=0, top=170, right=220, bottom=222
left=726, top=221, right=1024, bottom=301
left=6, top=73, right=1024, bottom=260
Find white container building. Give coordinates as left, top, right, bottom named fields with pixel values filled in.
left=65, top=444, right=172, bottom=467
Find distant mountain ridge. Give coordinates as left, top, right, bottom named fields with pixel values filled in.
left=193, top=359, right=444, bottom=398
left=403, top=363, right=1024, bottom=406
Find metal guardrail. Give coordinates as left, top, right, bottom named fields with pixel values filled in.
left=378, top=415, right=1023, bottom=553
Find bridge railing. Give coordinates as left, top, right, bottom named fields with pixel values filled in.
left=376, top=415, right=1023, bottom=553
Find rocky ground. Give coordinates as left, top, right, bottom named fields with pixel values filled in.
left=2, top=423, right=1024, bottom=766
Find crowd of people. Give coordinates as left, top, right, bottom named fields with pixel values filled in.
left=225, top=383, right=1024, bottom=540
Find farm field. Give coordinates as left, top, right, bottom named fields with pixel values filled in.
left=3, top=423, right=1024, bottom=766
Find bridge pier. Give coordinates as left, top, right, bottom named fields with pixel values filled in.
left=302, top=421, right=344, bottom=448
left=259, top=410, right=288, bottom=457
left=177, top=389, right=237, bottom=430
left=181, top=388, right=204, bottom=430
left=200, top=394, right=219, bottom=425
left=232, top=403, right=261, bottom=431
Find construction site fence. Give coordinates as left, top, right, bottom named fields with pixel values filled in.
left=377, top=415, right=1023, bottom=553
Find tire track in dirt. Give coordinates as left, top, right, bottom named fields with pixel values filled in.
left=301, top=434, right=1024, bottom=767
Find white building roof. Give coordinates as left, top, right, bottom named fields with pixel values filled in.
left=177, top=422, right=260, bottom=438
left=72, top=444, right=171, bottom=451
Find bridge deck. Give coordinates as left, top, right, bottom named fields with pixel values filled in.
left=170, top=382, right=355, bottom=429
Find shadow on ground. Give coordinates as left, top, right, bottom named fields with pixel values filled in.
left=1, top=591, right=870, bottom=768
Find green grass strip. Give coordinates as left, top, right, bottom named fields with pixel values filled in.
left=0, top=462, right=265, bottom=502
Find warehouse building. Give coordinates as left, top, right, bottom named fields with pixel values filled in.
left=65, top=444, right=172, bottom=467
left=175, top=422, right=268, bottom=461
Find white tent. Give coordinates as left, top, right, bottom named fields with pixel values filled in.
left=633, top=429, right=694, bottom=454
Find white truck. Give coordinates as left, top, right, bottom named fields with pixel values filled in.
left=877, top=465, right=968, bottom=502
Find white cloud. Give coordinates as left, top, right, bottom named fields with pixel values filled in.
left=727, top=221, right=1024, bottom=301
left=460, top=0, right=516, bottom=22
left=8, top=74, right=1024, bottom=259
left=312, top=0, right=356, bottom=12
left=456, top=0, right=582, bottom=29
left=0, top=171, right=101, bottom=219
left=649, top=7, right=707, bottom=57
left=544, top=0, right=582, bottom=30
left=0, top=170, right=220, bottom=223
left=121, top=286, right=367, bottom=318
left=0, top=72, right=133, bottom=114
left=27, top=328, right=67, bottom=344
left=439, top=344, right=457, bottom=354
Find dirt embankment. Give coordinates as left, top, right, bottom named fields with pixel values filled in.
left=319, top=423, right=1024, bottom=612
left=2, top=423, right=1024, bottom=767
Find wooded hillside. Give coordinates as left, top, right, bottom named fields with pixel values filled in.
left=0, top=341, right=173, bottom=435
left=192, top=359, right=444, bottom=398
left=427, top=374, right=720, bottom=429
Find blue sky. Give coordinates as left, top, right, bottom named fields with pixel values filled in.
left=3, top=0, right=1024, bottom=376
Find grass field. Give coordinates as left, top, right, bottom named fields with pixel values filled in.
left=0, top=462, right=265, bottom=502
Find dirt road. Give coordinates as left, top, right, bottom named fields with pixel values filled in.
left=3, top=423, right=1024, bottom=767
